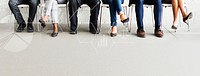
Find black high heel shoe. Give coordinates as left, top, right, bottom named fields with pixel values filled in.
left=171, top=25, right=177, bottom=30
left=39, top=19, right=46, bottom=28
left=183, top=12, right=193, bottom=25
left=121, top=17, right=129, bottom=24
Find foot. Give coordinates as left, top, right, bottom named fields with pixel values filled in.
left=89, top=29, right=99, bottom=34
left=110, top=26, right=117, bottom=37
left=39, top=19, right=46, bottom=28
left=171, top=25, right=177, bottom=30
left=183, top=12, right=193, bottom=25
left=154, top=28, right=164, bottom=38
left=137, top=29, right=145, bottom=38
left=27, top=23, right=34, bottom=33
left=16, top=22, right=26, bottom=32
left=69, top=30, right=77, bottom=35
left=51, top=32, right=58, bottom=37
left=120, top=14, right=129, bottom=23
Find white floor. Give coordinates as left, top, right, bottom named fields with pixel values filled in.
left=0, top=21, right=200, bottom=76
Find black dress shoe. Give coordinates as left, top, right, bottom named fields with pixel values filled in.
left=27, top=23, right=34, bottom=33
left=39, top=19, right=46, bottom=28
left=16, top=22, right=26, bottom=32
left=110, top=33, right=117, bottom=37
left=69, top=30, right=77, bottom=35
left=51, top=32, right=58, bottom=37
left=121, top=17, right=129, bottom=23
left=89, top=29, right=99, bottom=34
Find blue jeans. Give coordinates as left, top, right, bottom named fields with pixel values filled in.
left=108, top=0, right=124, bottom=26
left=135, top=0, right=162, bottom=29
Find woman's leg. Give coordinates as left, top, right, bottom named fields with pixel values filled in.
left=177, top=0, right=187, bottom=18
left=43, top=0, right=54, bottom=22
left=51, top=0, right=58, bottom=33
left=108, top=0, right=118, bottom=37
left=172, top=0, right=179, bottom=28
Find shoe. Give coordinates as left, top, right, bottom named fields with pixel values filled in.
left=51, top=32, right=58, bottom=37
left=39, top=19, right=46, bottom=28
left=27, top=23, right=34, bottom=33
left=171, top=25, right=177, bottom=30
left=137, top=29, right=145, bottom=38
left=16, top=22, right=26, bottom=32
left=183, top=12, right=193, bottom=25
left=121, top=17, right=129, bottom=23
left=110, top=33, right=117, bottom=37
left=69, top=30, right=77, bottom=35
left=89, top=29, right=99, bottom=34
left=154, top=29, right=164, bottom=38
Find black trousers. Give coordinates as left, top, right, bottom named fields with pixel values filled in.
left=68, top=0, right=100, bottom=31
left=8, top=0, right=39, bottom=24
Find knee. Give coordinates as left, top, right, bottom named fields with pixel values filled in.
left=136, top=0, right=143, bottom=4
left=29, top=0, right=39, bottom=6
left=154, top=0, right=162, bottom=5
left=8, top=0, right=18, bottom=6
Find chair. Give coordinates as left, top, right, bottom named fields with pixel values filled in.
left=99, top=0, right=129, bottom=32
left=162, top=0, right=190, bottom=31
left=128, top=0, right=155, bottom=32
left=39, top=0, right=69, bottom=32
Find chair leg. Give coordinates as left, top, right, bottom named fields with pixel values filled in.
left=99, top=6, right=103, bottom=32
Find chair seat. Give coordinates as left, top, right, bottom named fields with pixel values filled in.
left=57, top=0, right=68, bottom=4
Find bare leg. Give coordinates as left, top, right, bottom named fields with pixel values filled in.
left=178, top=0, right=187, bottom=18
left=172, top=0, right=179, bottom=26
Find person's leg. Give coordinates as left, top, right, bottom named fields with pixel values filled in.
left=68, top=0, right=81, bottom=33
left=109, top=0, right=117, bottom=37
left=154, top=0, right=162, bottom=29
left=154, top=0, right=163, bottom=37
left=44, top=0, right=54, bottom=22
left=135, top=0, right=145, bottom=37
left=51, top=0, right=59, bottom=37
left=172, top=0, right=179, bottom=29
left=178, top=0, right=187, bottom=18
left=27, top=0, right=39, bottom=32
left=178, top=0, right=192, bottom=24
left=114, top=0, right=128, bottom=22
left=135, top=0, right=144, bottom=30
left=8, top=0, right=25, bottom=24
left=8, top=0, right=26, bottom=32
left=86, top=0, right=101, bottom=34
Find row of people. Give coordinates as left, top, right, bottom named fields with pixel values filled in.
left=8, top=0, right=193, bottom=38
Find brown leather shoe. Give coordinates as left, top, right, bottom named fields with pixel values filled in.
left=137, top=29, right=145, bottom=38
left=154, top=29, right=164, bottom=38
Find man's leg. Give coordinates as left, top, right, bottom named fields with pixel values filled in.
left=86, top=0, right=100, bottom=34
left=135, top=0, right=145, bottom=37
left=8, top=0, right=26, bottom=32
left=154, top=0, right=163, bottom=37
left=27, top=0, right=39, bottom=32
left=68, top=0, right=81, bottom=34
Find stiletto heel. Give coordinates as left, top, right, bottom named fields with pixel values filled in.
left=171, top=25, right=177, bottom=32
left=183, top=12, right=193, bottom=25
left=121, top=17, right=129, bottom=23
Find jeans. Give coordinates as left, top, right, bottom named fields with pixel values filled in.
left=44, top=0, right=58, bottom=23
left=108, top=0, right=124, bottom=26
left=135, top=0, right=162, bottom=29
left=68, top=0, right=100, bottom=31
left=8, top=0, right=39, bottom=24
